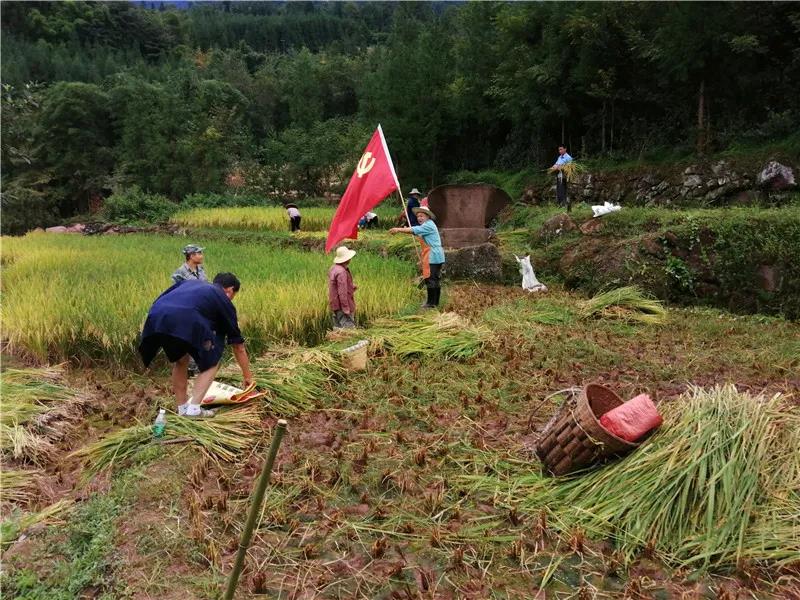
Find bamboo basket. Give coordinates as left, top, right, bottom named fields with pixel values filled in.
left=535, top=383, right=640, bottom=476
left=341, top=340, right=369, bottom=371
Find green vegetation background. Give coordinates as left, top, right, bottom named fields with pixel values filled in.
left=2, top=1, right=799, bottom=232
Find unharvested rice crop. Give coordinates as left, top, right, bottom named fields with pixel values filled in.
left=171, top=204, right=400, bottom=231
left=463, top=385, right=799, bottom=571
left=1, top=233, right=416, bottom=362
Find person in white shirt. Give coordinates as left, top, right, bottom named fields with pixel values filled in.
left=285, top=203, right=301, bottom=231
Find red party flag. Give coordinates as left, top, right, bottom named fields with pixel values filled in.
left=325, top=125, right=400, bottom=253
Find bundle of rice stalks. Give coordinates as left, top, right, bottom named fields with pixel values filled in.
left=0, top=371, right=85, bottom=463
left=483, top=300, right=574, bottom=328
left=70, top=406, right=262, bottom=478
left=339, top=312, right=490, bottom=360
left=1, top=364, right=66, bottom=384
left=0, top=467, right=41, bottom=504
left=470, top=385, right=799, bottom=572
left=220, top=345, right=344, bottom=416
left=579, top=286, right=666, bottom=324
left=549, top=160, right=587, bottom=183
left=1, top=498, right=73, bottom=548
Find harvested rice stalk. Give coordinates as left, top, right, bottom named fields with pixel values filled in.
left=0, top=467, right=41, bottom=504
left=70, top=406, right=262, bottom=478
left=549, top=160, right=587, bottom=183
left=579, top=286, right=666, bottom=324
left=0, top=498, right=73, bottom=548
left=0, top=372, right=86, bottom=462
left=220, top=345, right=344, bottom=415
left=1, top=364, right=67, bottom=384
left=340, top=312, right=489, bottom=360
left=69, top=425, right=151, bottom=479
left=464, top=385, right=799, bottom=572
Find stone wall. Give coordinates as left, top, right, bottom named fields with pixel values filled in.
left=523, top=159, right=797, bottom=207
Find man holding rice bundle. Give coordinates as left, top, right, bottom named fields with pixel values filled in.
left=139, top=273, right=254, bottom=418
left=550, top=145, right=573, bottom=212
left=389, top=206, right=445, bottom=309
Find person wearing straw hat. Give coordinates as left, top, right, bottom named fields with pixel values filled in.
left=172, top=244, right=207, bottom=285
left=285, top=203, right=301, bottom=231
left=139, top=273, right=254, bottom=418
left=389, top=206, right=445, bottom=309
left=329, top=246, right=358, bottom=329
left=405, top=188, right=423, bottom=226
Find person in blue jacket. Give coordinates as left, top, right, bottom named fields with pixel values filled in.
left=139, top=272, right=254, bottom=417
left=405, top=188, right=422, bottom=226
left=389, top=206, right=445, bottom=308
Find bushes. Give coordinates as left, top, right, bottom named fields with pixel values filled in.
left=100, top=187, right=176, bottom=224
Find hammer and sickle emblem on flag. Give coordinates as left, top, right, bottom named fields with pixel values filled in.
left=356, top=152, right=376, bottom=178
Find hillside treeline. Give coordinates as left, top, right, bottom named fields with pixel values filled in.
left=2, top=1, right=799, bottom=230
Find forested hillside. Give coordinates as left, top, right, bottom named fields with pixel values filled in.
left=2, top=1, right=799, bottom=230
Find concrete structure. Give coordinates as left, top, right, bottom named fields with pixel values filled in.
left=427, top=184, right=511, bottom=249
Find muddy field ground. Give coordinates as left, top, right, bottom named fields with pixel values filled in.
left=2, top=282, right=798, bottom=599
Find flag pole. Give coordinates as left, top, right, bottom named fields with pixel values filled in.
left=376, top=124, right=423, bottom=269
left=395, top=189, right=423, bottom=267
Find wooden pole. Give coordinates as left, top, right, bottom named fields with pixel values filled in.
left=395, top=189, right=424, bottom=267
left=222, top=419, right=288, bottom=600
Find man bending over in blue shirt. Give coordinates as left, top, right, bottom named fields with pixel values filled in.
left=139, top=273, right=254, bottom=418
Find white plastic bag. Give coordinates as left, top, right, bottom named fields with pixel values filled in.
left=514, top=255, right=547, bottom=292
left=591, top=201, right=622, bottom=218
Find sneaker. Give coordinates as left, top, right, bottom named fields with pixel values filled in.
left=184, top=405, right=215, bottom=418
left=177, top=403, right=189, bottom=416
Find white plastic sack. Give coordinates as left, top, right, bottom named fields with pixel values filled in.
left=591, top=201, right=622, bottom=218
left=514, top=255, right=547, bottom=293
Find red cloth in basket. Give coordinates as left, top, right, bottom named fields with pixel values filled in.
left=599, top=393, right=662, bottom=442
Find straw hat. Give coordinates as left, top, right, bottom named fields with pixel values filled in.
left=284, top=203, right=298, bottom=209
left=333, top=246, right=357, bottom=264
left=408, top=188, right=422, bottom=196
left=412, top=206, right=436, bottom=220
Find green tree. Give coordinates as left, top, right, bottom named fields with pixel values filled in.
left=35, top=81, right=115, bottom=214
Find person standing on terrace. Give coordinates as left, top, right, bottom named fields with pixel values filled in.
left=551, top=145, right=573, bottom=212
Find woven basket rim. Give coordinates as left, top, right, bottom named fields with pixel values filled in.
left=580, top=383, right=640, bottom=449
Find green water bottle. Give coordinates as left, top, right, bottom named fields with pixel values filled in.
left=152, top=408, right=167, bottom=438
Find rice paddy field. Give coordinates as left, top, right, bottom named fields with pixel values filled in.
left=1, top=232, right=416, bottom=362
left=2, top=216, right=799, bottom=599
left=171, top=203, right=401, bottom=231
